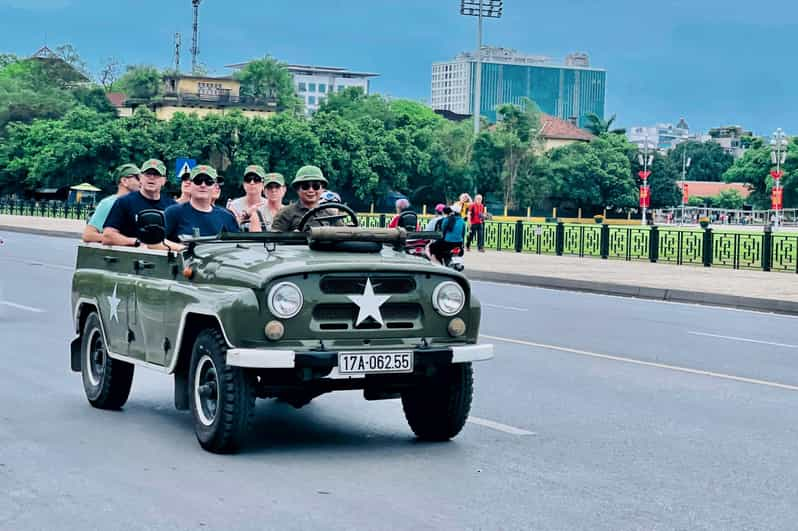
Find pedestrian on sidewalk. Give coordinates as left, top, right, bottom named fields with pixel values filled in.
left=466, top=194, right=486, bottom=252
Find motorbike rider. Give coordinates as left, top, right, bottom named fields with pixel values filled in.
left=428, top=206, right=465, bottom=266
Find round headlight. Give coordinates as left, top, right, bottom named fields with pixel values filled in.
left=267, top=282, right=303, bottom=319
left=432, top=281, right=465, bottom=316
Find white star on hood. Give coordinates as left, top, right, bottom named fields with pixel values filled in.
left=348, top=278, right=390, bottom=326
left=107, top=283, right=121, bottom=323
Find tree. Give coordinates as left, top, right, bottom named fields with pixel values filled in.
left=234, top=56, right=302, bottom=113
left=668, top=141, right=733, bottom=182
left=117, top=65, right=162, bottom=101
left=715, top=189, right=745, bottom=210
left=0, top=54, right=18, bottom=68
left=723, top=143, right=772, bottom=208
left=97, top=58, right=121, bottom=91
left=584, top=112, right=625, bottom=135
left=493, top=100, right=542, bottom=207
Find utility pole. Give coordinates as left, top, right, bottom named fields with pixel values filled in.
left=770, top=128, right=788, bottom=229
left=460, top=1, right=503, bottom=136
left=680, top=147, right=691, bottom=225
left=191, top=0, right=202, bottom=74
left=637, top=136, right=654, bottom=226
left=174, top=32, right=181, bottom=73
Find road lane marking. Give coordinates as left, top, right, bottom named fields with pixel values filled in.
left=0, top=257, right=73, bottom=271
left=467, top=416, right=535, bottom=435
left=687, top=331, right=798, bottom=349
left=0, top=300, right=45, bottom=313
left=483, top=303, right=529, bottom=312
left=481, top=334, right=798, bottom=392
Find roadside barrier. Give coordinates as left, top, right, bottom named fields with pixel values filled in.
left=1, top=200, right=795, bottom=273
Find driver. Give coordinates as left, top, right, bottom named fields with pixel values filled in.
left=271, top=165, right=329, bottom=232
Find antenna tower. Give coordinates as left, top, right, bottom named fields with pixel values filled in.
left=174, top=32, right=181, bottom=73
left=191, top=0, right=202, bottom=73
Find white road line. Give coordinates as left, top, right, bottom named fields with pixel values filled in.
left=467, top=416, right=535, bottom=436
left=483, top=303, right=529, bottom=312
left=687, top=331, right=798, bottom=349
left=481, top=334, right=798, bottom=392
left=0, top=257, right=73, bottom=271
left=0, top=300, right=45, bottom=313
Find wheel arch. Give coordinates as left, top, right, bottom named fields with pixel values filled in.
left=171, top=311, right=229, bottom=410
left=71, top=300, right=100, bottom=372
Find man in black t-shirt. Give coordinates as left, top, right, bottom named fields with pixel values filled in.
left=164, top=165, right=239, bottom=242
left=102, top=158, right=177, bottom=247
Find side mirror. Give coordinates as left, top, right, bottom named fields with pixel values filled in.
left=136, top=209, right=166, bottom=245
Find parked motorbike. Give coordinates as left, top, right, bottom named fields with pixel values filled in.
left=405, top=237, right=465, bottom=272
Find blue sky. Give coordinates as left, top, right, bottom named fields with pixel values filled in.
left=0, top=0, right=794, bottom=135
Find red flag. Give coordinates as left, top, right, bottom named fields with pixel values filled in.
left=682, top=183, right=689, bottom=204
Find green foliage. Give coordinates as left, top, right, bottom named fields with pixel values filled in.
left=714, top=189, right=746, bottom=209
left=584, top=112, right=625, bottom=135
left=723, top=143, right=776, bottom=208
left=233, top=56, right=302, bottom=113
left=117, top=65, right=162, bottom=101
left=668, top=141, right=733, bottom=182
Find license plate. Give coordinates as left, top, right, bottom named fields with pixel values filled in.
left=338, top=351, right=414, bottom=374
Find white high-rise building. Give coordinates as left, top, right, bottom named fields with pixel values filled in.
left=227, top=60, right=379, bottom=114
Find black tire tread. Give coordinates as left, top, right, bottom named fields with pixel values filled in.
left=401, top=362, right=473, bottom=441
left=82, top=312, right=134, bottom=410
left=190, top=328, right=255, bottom=454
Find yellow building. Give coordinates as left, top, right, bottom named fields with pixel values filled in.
left=116, top=75, right=277, bottom=120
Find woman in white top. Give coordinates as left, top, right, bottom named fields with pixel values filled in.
left=228, top=166, right=285, bottom=231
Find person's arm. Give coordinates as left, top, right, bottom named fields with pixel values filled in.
left=82, top=225, right=103, bottom=243
left=271, top=209, right=291, bottom=232
left=102, top=227, right=137, bottom=247
left=388, top=215, right=399, bottom=228
left=246, top=204, right=262, bottom=232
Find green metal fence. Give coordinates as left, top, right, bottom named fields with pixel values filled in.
left=4, top=200, right=797, bottom=273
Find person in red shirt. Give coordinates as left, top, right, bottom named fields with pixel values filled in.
left=466, top=194, right=486, bottom=252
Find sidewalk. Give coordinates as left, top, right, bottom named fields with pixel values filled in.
left=2, top=214, right=796, bottom=314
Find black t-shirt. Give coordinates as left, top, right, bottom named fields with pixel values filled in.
left=103, top=191, right=177, bottom=238
left=164, top=202, right=240, bottom=241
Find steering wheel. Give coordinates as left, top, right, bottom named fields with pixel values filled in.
left=297, top=203, right=359, bottom=232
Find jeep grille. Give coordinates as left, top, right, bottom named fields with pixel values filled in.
left=319, top=275, right=416, bottom=295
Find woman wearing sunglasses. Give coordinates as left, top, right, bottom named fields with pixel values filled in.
left=228, top=165, right=286, bottom=232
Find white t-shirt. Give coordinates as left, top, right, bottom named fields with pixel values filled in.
left=229, top=196, right=275, bottom=231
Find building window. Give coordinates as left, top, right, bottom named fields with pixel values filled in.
left=308, top=96, right=316, bottom=105
left=319, top=83, right=326, bottom=93
left=309, top=83, right=316, bottom=92
left=298, top=82, right=306, bottom=92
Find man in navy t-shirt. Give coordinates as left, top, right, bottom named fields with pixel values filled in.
left=164, top=164, right=239, bottom=242
left=103, top=158, right=177, bottom=247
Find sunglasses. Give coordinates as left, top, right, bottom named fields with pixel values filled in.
left=298, top=181, right=322, bottom=191
left=124, top=174, right=140, bottom=181
left=191, top=175, right=216, bottom=186
left=265, top=183, right=282, bottom=190
left=243, top=175, right=263, bottom=184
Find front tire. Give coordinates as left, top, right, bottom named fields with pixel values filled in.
left=401, top=362, right=473, bottom=441
left=81, top=312, right=134, bottom=410
left=188, top=329, right=254, bottom=454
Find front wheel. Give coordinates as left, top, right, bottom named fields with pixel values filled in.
left=188, top=329, right=254, bottom=453
left=81, top=312, right=134, bottom=410
left=401, top=363, right=473, bottom=441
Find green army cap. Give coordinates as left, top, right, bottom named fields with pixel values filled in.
left=264, top=172, right=285, bottom=186
left=244, top=164, right=267, bottom=179
left=189, top=164, right=218, bottom=180
left=140, top=159, right=167, bottom=176
left=292, top=165, right=328, bottom=187
left=114, top=163, right=140, bottom=181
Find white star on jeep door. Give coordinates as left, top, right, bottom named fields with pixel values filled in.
left=348, top=278, right=390, bottom=326
left=107, top=283, right=121, bottom=323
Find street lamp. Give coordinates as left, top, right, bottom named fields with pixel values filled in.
left=680, top=147, right=691, bottom=225
left=770, top=128, right=788, bottom=229
left=460, top=0, right=503, bottom=136
left=637, top=136, right=654, bottom=225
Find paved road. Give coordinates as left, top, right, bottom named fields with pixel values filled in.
left=2, top=233, right=798, bottom=530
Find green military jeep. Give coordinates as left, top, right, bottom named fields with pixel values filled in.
left=70, top=205, right=493, bottom=453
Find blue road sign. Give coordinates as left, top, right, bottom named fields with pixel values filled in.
left=175, top=158, right=197, bottom=181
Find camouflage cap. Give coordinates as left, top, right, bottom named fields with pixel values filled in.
left=114, top=163, right=140, bottom=181
left=264, top=172, right=285, bottom=186
left=291, top=165, right=328, bottom=187
left=140, top=159, right=167, bottom=176
left=190, top=164, right=218, bottom=180
left=244, top=164, right=266, bottom=179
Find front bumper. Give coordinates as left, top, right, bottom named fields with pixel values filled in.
left=227, top=344, right=494, bottom=369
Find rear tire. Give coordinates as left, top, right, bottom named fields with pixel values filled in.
left=401, top=362, right=473, bottom=441
left=188, top=329, right=254, bottom=454
left=81, top=312, right=134, bottom=410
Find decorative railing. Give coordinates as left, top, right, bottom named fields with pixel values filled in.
left=2, top=201, right=795, bottom=274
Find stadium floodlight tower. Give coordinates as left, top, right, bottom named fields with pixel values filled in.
left=460, top=0, right=503, bottom=135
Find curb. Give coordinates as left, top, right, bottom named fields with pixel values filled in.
left=466, top=270, right=798, bottom=316
left=0, top=225, right=82, bottom=239
left=3, top=223, right=794, bottom=316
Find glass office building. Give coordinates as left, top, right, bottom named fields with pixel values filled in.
left=431, top=48, right=606, bottom=127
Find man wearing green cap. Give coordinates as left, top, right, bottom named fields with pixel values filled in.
left=228, top=165, right=286, bottom=231
left=102, top=158, right=177, bottom=246
left=82, top=163, right=141, bottom=243
left=271, top=165, right=329, bottom=232
left=164, top=164, right=239, bottom=242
